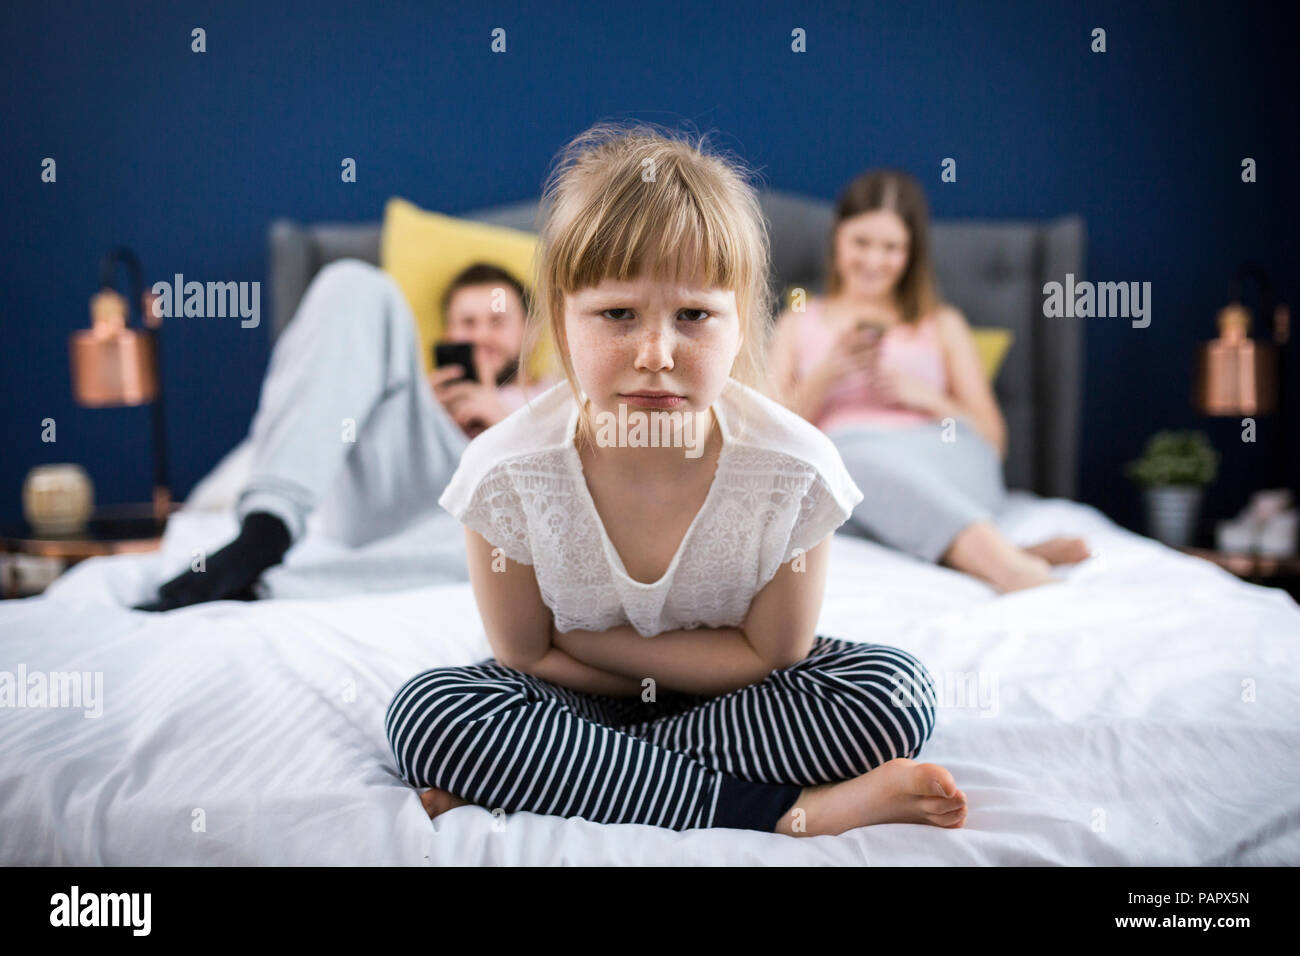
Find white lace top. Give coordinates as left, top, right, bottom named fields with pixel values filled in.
left=438, top=378, right=864, bottom=637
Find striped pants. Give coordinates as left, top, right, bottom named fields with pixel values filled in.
left=385, top=635, right=938, bottom=832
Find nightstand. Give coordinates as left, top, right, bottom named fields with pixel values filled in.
left=1180, top=547, right=1300, bottom=601
left=0, top=503, right=174, bottom=598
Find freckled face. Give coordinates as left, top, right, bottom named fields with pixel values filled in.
left=562, top=274, right=742, bottom=419
left=834, top=209, right=910, bottom=300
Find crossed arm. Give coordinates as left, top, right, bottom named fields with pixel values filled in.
left=463, top=527, right=833, bottom=698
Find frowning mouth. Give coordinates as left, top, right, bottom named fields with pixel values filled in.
left=619, top=391, right=685, bottom=408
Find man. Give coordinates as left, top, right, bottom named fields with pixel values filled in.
left=136, top=259, right=549, bottom=611
left=428, top=262, right=539, bottom=438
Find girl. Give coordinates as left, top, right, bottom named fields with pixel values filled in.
left=767, top=169, right=1089, bottom=592
left=385, top=125, right=967, bottom=836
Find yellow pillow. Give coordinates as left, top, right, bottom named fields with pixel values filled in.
left=970, top=327, right=1014, bottom=381
left=379, top=196, right=556, bottom=380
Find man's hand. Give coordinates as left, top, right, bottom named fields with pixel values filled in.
left=428, top=365, right=511, bottom=435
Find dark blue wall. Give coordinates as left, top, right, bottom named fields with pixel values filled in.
left=3, top=0, right=1295, bottom=540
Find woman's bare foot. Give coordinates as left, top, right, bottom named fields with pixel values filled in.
left=773, top=758, right=967, bottom=836
left=1024, top=537, right=1090, bottom=565
left=991, top=550, right=1057, bottom=592
left=944, top=522, right=1057, bottom=592
left=419, top=786, right=471, bottom=819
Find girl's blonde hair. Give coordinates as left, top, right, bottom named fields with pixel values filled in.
left=826, top=168, right=942, bottom=324
left=519, top=121, right=774, bottom=450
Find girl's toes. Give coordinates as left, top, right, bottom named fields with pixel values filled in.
left=933, top=805, right=968, bottom=827
left=915, top=762, right=958, bottom=800
left=921, top=793, right=966, bottom=814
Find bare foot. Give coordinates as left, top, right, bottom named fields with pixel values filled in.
left=943, top=521, right=1058, bottom=593
left=419, top=786, right=471, bottom=819
left=773, top=758, right=968, bottom=836
left=1024, top=537, right=1090, bottom=566
left=989, top=550, right=1056, bottom=593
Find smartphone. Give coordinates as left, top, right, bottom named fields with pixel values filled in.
left=855, top=319, right=887, bottom=344
left=433, top=341, right=479, bottom=383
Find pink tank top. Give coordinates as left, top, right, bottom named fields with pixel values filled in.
left=794, top=297, right=948, bottom=432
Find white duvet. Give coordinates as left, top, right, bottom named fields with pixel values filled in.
left=2, top=439, right=1298, bottom=865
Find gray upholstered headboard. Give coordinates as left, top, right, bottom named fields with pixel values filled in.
left=267, top=189, right=1084, bottom=497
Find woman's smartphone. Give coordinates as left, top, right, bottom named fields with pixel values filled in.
left=855, top=319, right=887, bottom=346
left=433, top=341, right=479, bottom=383
left=847, top=319, right=889, bottom=348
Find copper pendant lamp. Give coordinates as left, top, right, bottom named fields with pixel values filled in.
left=1194, top=264, right=1290, bottom=490
left=68, top=247, right=171, bottom=520
left=1195, top=265, right=1287, bottom=415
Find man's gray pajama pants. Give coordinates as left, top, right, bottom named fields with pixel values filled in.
left=235, top=259, right=470, bottom=549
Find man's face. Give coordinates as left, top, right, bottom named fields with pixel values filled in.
left=444, top=282, right=527, bottom=384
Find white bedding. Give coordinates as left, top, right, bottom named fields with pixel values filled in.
left=2, top=443, right=1299, bottom=864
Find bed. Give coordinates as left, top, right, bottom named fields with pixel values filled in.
left=3, top=194, right=1297, bottom=864
left=4, top=479, right=1298, bottom=864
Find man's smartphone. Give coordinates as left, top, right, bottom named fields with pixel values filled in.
left=433, top=341, right=479, bottom=383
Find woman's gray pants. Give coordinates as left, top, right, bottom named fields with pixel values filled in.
left=234, top=259, right=470, bottom=549
left=827, top=418, right=1007, bottom=563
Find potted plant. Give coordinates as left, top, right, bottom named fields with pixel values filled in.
left=1126, top=430, right=1219, bottom=547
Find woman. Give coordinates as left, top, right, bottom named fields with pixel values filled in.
left=767, top=169, right=1088, bottom=591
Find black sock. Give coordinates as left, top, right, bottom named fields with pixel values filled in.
left=134, top=511, right=291, bottom=612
